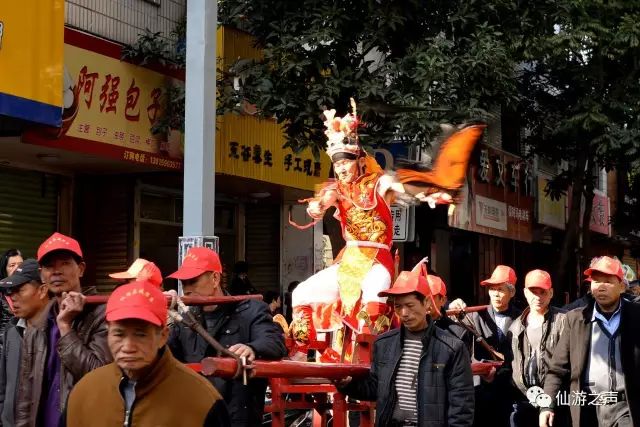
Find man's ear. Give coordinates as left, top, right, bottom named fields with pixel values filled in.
left=78, top=261, right=87, bottom=278
left=211, top=271, right=221, bottom=288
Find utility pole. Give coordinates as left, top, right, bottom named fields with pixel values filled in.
left=179, top=0, right=218, bottom=272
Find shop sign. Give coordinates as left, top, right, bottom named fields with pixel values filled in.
left=589, top=190, right=610, bottom=236
left=449, top=144, right=534, bottom=242
left=475, top=195, right=507, bottom=231
left=391, top=205, right=415, bottom=242
left=217, top=114, right=332, bottom=191
left=0, top=0, right=63, bottom=126
left=23, top=28, right=183, bottom=170
left=565, top=188, right=611, bottom=236
left=537, top=175, right=566, bottom=230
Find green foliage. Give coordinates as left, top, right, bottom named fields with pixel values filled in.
left=217, top=0, right=521, bottom=153
left=151, top=82, right=185, bottom=135
left=121, top=25, right=186, bottom=137
left=122, top=28, right=185, bottom=68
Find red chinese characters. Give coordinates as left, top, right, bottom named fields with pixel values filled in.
left=99, top=74, right=120, bottom=113
left=77, top=66, right=99, bottom=109
left=147, top=88, right=162, bottom=124
left=125, top=79, right=141, bottom=121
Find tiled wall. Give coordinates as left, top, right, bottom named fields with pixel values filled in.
left=66, top=0, right=186, bottom=46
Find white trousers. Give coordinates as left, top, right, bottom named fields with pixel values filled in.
left=292, top=263, right=391, bottom=307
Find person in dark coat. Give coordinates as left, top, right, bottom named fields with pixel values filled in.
left=449, top=265, right=522, bottom=427
left=336, top=270, right=474, bottom=427
left=167, top=247, right=287, bottom=426
left=0, top=259, right=50, bottom=427
left=0, top=249, right=21, bottom=352
left=541, top=256, right=640, bottom=427
left=228, top=261, right=257, bottom=296
left=427, top=274, right=473, bottom=354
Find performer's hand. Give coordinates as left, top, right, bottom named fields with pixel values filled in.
left=539, top=410, right=554, bottom=427
left=229, top=343, right=256, bottom=363
left=333, top=376, right=352, bottom=388
left=448, top=298, right=467, bottom=310
left=307, top=200, right=324, bottom=219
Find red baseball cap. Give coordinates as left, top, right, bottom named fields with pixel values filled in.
left=584, top=256, right=624, bottom=281
left=37, top=232, right=83, bottom=263
left=106, top=280, right=167, bottom=326
left=109, top=259, right=163, bottom=288
left=168, top=247, right=222, bottom=280
left=427, top=275, right=447, bottom=297
left=481, top=265, right=517, bottom=286
left=525, top=269, right=552, bottom=290
left=378, top=271, right=431, bottom=298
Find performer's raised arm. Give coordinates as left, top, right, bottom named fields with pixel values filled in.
left=306, top=188, right=338, bottom=220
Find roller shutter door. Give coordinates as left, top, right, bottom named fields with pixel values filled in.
left=0, top=167, right=58, bottom=258
left=244, top=203, right=280, bottom=292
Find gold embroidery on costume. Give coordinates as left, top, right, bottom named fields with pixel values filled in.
left=337, top=247, right=377, bottom=317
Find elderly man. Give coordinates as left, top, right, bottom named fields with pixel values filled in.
left=450, top=265, right=522, bottom=427
left=336, top=270, right=474, bottom=427
left=540, top=256, right=640, bottom=427
left=167, top=247, right=287, bottom=426
left=508, top=270, right=567, bottom=427
left=0, top=259, right=50, bottom=427
left=16, top=233, right=112, bottom=427
left=62, top=280, right=230, bottom=426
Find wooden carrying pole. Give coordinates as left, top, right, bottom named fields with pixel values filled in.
left=197, top=358, right=502, bottom=379
left=84, top=294, right=263, bottom=305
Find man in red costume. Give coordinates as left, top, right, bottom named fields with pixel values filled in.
left=290, top=99, right=484, bottom=361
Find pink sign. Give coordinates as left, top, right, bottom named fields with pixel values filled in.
left=589, top=190, right=610, bottom=235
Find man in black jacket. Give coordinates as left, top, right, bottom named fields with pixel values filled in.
left=166, top=247, right=287, bottom=426
left=450, top=265, right=522, bottom=427
left=337, top=270, right=474, bottom=427
left=0, top=259, right=50, bottom=427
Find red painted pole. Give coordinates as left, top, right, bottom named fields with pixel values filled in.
left=445, top=305, right=489, bottom=316
left=201, top=358, right=370, bottom=379
left=199, top=357, right=501, bottom=379
left=84, top=294, right=263, bottom=305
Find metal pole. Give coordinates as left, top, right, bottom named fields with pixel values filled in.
left=180, top=0, right=218, bottom=292
left=183, top=0, right=217, bottom=236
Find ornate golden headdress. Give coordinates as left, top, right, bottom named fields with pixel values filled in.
left=323, top=98, right=362, bottom=159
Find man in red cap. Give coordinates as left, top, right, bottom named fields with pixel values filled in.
left=62, top=280, right=230, bottom=426
left=166, top=247, right=286, bottom=426
left=109, top=258, right=163, bottom=288
left=336, top=270, right=474, bottom=427
left=508, top=269, right=568, bottom=427
left=450, top=264, right=522, bottom=427
left=427, top=275, right=473, bottom=353
left=15, top=232, right=112, bottom=427
left=541, top=256, right=640, bottom=427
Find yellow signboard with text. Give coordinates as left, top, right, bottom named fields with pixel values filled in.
left=0, top=0, right=63, bottom=125
left=23, top=29, right=183, bottom=170
left=216, top=114, right=332, bottom=191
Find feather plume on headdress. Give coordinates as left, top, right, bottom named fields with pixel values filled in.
left=323, top=98, right=362, bottom=159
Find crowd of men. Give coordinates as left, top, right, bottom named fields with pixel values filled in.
left=0, top=233, right=286, bottom=426
left=0, top=233, right=639, bottom=427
